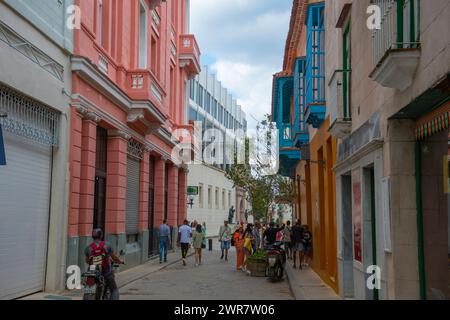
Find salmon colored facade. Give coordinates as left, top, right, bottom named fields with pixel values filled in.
left=67, top=0, right=200, bottom=269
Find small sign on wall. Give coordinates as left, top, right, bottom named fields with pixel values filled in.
left=0, top=123, right=6, bottom=166
left=187, top=186, right=199, bottom=196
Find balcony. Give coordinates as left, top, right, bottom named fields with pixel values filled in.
left=369, top=0, right=421, bottom=91
left=123, top=69, right=167, bottom=128
left=278, top=123, right=301, bottom=177
left=179, top=34, right=201, bottom=79
left=149, top=0, right=165, bottom=10
left=328, top=69, right=352, bottom=139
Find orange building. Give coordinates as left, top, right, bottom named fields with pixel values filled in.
left=272, top=0, right=338, bottom=293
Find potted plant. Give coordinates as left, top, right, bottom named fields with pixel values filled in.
left=246, top=249, right=267, bottom=277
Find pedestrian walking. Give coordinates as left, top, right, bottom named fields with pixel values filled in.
left=158, top=220, right=171, bottom=263
left=193, top=224, right=205, bottom=266
left=234, top=225, right=245, bottom=270
left=252, top=222, right=261, bottom=252
left=218, top=220, right=232, bottom=261
left=177, top=220, right=192, bottom=266
left=282, top=221, right=292, bottom=260
left=201, top=222, right=207, bottom=249
left=301, top=225, right=312, bottom=267
left=242, top=224, right=254, bottom=273
left=291, top=220, right=305, bottom=269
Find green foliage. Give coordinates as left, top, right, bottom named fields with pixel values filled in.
left=225, top=114, right=297, bottom=223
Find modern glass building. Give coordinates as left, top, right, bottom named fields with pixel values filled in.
left=188, top=66, right=247, bottom=171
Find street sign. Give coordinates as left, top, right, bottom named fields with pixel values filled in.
left=0, top=123, right=6, bottom=166
left=187, top=186, right=198, bottom=195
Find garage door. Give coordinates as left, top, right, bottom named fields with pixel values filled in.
left=0, top=131, right=52, bottom=299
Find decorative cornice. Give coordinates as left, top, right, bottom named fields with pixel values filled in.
left=72, top=93, right=172, bottom=160
left=333, top=139, right=384, bottom=173
left=108, top=129, right=131, bottom=141
left=0, top=20, right=64, bottom=81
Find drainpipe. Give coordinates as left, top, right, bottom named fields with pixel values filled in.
left=415, top=141, right=426, bottom=300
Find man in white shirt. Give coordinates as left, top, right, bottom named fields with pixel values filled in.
left=178, top=220, right=192, bottom=266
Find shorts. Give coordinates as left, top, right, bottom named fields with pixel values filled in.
left=221, top=240, right=231, bottom=250
left=293, top=242, right=304, bottom=252
left=303, top=243, right=312, bottom=253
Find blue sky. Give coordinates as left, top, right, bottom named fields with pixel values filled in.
left=190, top=0, right=292, bottom=131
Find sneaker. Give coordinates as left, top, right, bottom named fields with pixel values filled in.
left=182, top=259, right=186, bottom=266
left=220, top=254, right=224, bottom=260
left=225, top=256, right=228, bottom=261
left=159, top=261, right=162, bottom=264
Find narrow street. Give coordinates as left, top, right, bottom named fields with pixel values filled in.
left=119, top=247, right=293, bottom=300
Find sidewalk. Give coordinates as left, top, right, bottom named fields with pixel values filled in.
left=285, top=263, right=341, bottom=300
left=21, top=250, right=193, bottom=300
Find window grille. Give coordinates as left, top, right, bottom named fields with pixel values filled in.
left=0, top=84, right=59, bottom=147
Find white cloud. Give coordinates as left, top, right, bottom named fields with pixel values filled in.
left=211, top=60, right=277, bottom=130
left=190, top=0, right=292, bottom=130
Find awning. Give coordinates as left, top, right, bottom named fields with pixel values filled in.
left=415, top=102, right=450, bottom=140
left=0, top=124, right=6, bottom=166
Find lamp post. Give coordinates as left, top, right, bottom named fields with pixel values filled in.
left=187, top=194, right=195, bottom=209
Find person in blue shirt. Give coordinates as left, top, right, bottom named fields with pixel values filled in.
left=177, top=220, right=192, bottom=266
left=158, top=220, right=171, bottom=263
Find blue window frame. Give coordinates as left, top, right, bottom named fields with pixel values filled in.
left=306, top=3, right=325, bottom=106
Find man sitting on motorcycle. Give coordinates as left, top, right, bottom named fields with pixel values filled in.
left=84, top=228, right=124, bottom=300
left=263, top=222, right=284, bottom=246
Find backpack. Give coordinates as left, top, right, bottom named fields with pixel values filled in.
left=89, top=241, right=110, bottom=273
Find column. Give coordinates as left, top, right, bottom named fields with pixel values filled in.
left=177, top=166, right=188, bottom=226
left=154, top=156, right=167, bottom=228
left=138, top=149, right=150, bottom=262
left=167, top=163, right=179, bottom=228
left=105, top=130, right=129, bottom=237
left=138, top=150, right=150, bottom=231
left=78, top=114, right=100, bottom=237
left=67, top=106, right=83, bottom=267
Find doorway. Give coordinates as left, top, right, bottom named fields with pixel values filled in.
left=341, top=174, right=354, bottom=298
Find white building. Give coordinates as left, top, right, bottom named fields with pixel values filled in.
left=0, top=0, right=72, bottom=299
left=187, top=66, right=249, bottom=236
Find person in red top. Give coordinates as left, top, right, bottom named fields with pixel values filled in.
left=84, top=229, right=124, bottom=300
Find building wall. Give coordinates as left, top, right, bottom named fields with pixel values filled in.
left=67, top=0, right=198, bottom=271
left=0, top=0, right=72, bottom=294
left=187, top=163, right=236, bottom=238
left=307, top=117, right=338, bottom=292
left=327, top=0, right=450, bottom=299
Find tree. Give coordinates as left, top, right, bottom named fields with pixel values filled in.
left=226, top=115, right=297, bottom=222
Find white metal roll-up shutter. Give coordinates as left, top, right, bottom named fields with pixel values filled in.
left=0, top=132, right=52, bottom=300
left=126, top=156, right=140, bottom=235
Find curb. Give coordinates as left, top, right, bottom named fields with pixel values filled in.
left=284, top=264, right=305, bottom=300
left=117, top=252, right=195, bottom=289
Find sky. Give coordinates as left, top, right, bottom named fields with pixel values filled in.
left=190, top=0, right=293, bottom=132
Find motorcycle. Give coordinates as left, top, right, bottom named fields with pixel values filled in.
left=265, top=241, right=286, bottom=282
left=82, top=254, right=124, bottom=300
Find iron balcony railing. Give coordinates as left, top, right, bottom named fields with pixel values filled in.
left=371, top=0, right=420, bottom=67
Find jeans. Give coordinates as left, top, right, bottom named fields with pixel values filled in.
left=159, top=236, right=169, bottom=262
left=104, top=273, right=119, bottom=300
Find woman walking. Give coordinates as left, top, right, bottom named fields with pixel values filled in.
left=201, top=222, right=207, bottom=249
left=234, top=225, right=245, bottom=270
left=193, top=224, right=205, bottom=267
left=242, top=224, right=254, bottom=273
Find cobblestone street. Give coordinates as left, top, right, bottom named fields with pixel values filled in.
left=119, top=247, right=294, bottom=300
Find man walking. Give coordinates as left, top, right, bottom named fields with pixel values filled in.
left=178, top=220, right=192, bottom=266
left=158, top=220, right=171, bottom=264
left=252, top=222, right=262, bottom=251
left=291, top=220, right=305, bottom=269
left=218, top=220, right=232, bottom=261
left=282, top=220, right=293, bottom=260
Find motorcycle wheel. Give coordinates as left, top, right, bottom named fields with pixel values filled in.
left=275, top=263, right=284, bottom=281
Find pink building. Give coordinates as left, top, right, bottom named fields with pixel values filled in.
left=68, top=0, right=200, bottom=268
